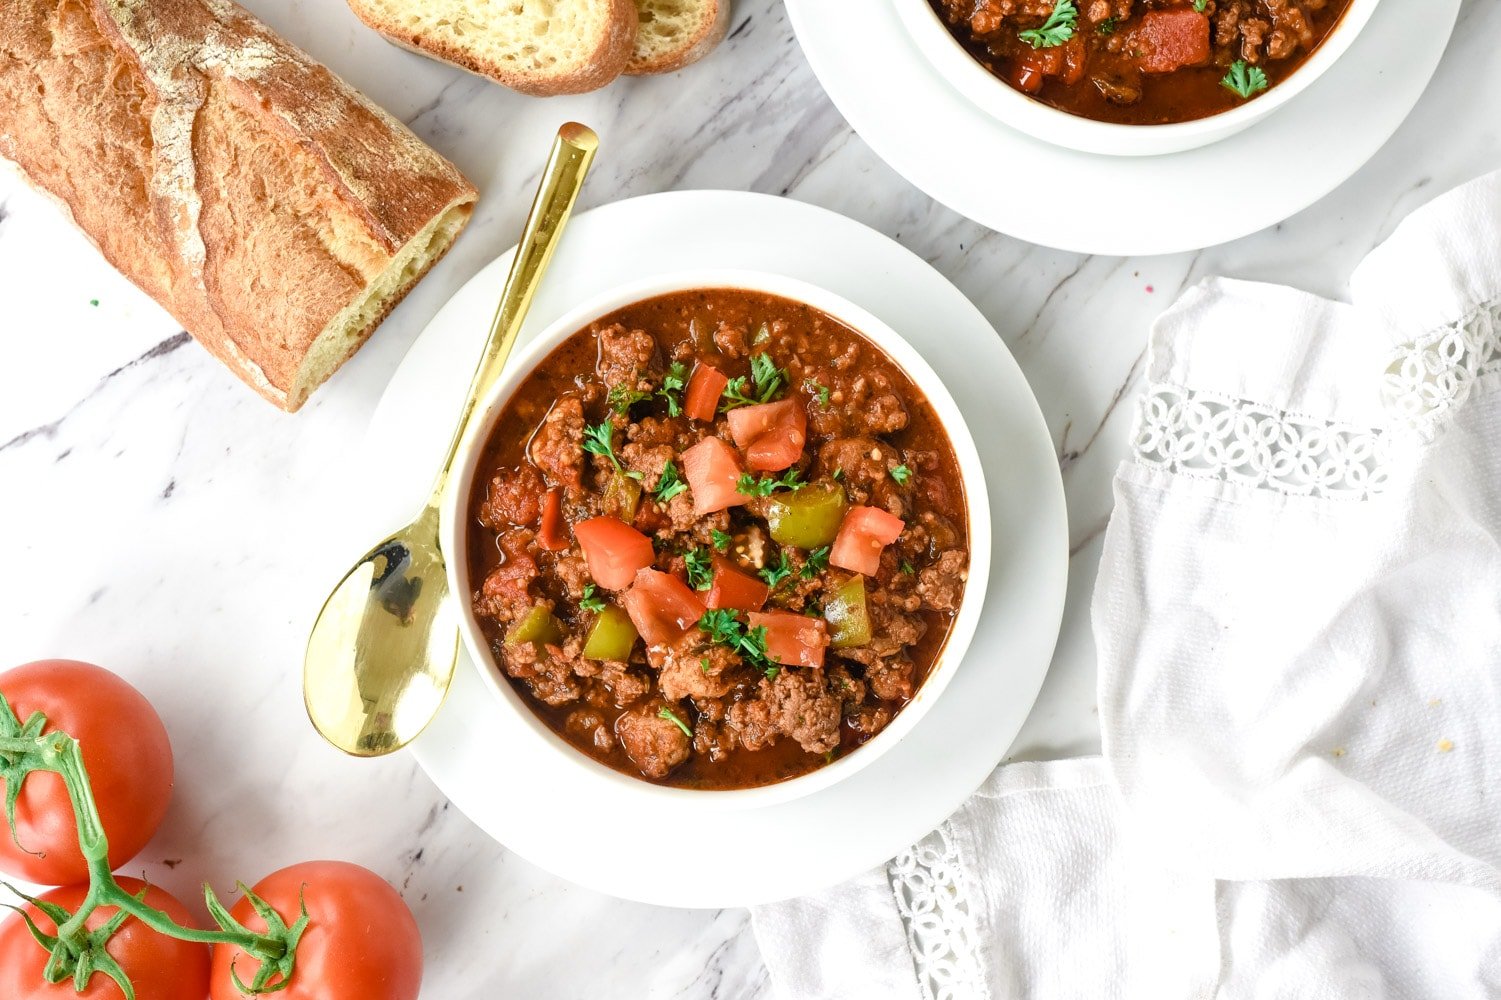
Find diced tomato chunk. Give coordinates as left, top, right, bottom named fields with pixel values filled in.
left=829, top=506, right=906, bottom=577
left=681, top=437, right=746, bottom=516
left=726, top=399, right=807, bottom=472
left=622, top=568, right=706, bottom=646
left=684, top=364, right=729, bottom=422
left=574, top=516, right=655, bottom=590
left=1131, top=8, right=1210, bottom=74
left=705, top=555, right=770, bottom=612
left=537, top=488, right=569, bottom=551
left=747, top=611, right=829, bottom=669
left=1012, top=35, right=1086, bottom=90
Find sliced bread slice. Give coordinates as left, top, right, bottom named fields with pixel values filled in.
left=346, top=0, right=639, bottom=96
left=626, top=0, right=731, bottom=75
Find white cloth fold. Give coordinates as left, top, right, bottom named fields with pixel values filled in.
left=753, top=170, right=1501, bottom=999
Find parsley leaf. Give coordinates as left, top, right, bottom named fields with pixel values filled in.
left=1193, top=0, right=1207, bottom=10
left=1019, top=0, right=1077, bottom=48
left=582, top=420, right=641, bottom=479
left=833, top=467, right=844, bottom=482
left=700, top=657, right=712, bottom=673
left=684, top=547, right=713, bottom=591
left=737, top=469, right=806, bottom=497
left=697, top=609, right=776, bottom=675
left=607, top=384, right=650, bottom=415
left=654, top=460, right=688, bottom=503
left=759, top=550, right=793, bottom=589
left=804, top=378, right=831, bottom=408
left=1096, top=16, right=1117, bottom=34
left=711, top=529, right=733, bottom=552
left=900, top=560, right=916, bottom=576
left=1220, top=60, right=1269, bottom=99
left=720, top=353, right=787, bottom=411
left=889, top=464, right=912, bottom=486
left=657, top=706, right=693, bottom=738
left=579, top=584, right=607, bottom=613
left=800, top=546, right=831, bottom=580
left=658, top=362, right=687, bottom=417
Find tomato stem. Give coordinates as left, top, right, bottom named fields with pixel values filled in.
left=0, top=703, right=297, bottom=989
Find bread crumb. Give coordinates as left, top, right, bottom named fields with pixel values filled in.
left=1437, top=739, right=1454, bottom=753
left=1428, top=698, right=1442, bottom=707
left=1331, top=747, right=1346, bottom=758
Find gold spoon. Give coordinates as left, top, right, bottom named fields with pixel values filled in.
left=304, top=123, right=599, bottom=757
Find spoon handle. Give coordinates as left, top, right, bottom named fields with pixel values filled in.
left=426, top=122, right=599, bottom=509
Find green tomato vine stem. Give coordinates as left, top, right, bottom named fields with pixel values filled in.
left=0, top=704, right=299, bottom=992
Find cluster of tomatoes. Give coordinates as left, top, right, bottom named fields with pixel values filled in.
left=0, top=660, right=423, bottom=1000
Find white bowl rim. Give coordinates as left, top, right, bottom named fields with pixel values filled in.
left=897, top=0, right=1383, bottom=154
left=439, top=267, right=993, bottom=810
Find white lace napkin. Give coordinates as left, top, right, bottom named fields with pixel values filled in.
left=752, top=171, right=1501, bottom=999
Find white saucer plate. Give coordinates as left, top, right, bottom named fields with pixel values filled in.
left=786, top=0, right=1461, bottom=256
left=364, top=191, right=1068, bottom=908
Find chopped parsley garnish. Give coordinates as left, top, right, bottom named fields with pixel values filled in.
left=700, top=657, right=712, bottom=673
left=800, top=546, right=831, bottom=580
left=657, top=706, right=693, bottom=738
left=711, top=529, right=733, bottom=552
left=89, top=298, right=100, bottom=307
left=1220, top=60, right=1269, bottom=99
left=804, top=378, right=831, bottom=408
left=1193, top=0, right=1208, bottom=10
left=720, top=353, right=787, bottom=410
left=607, top=384, right=650, bottom=415
left=900, top=560, right=916, bottom=576
left=759, top=550, right=794, bottom=589
left=697, top=609, right=775, bottom=675
left=654, top=460, right=688, bottom=503
left=658, top=362, right=687, bottom=417
left=736, top=469, right=805, bottom=497
left=684, top=547, right=713, bottom=591
left=1096, top=16, right=1117, bottom=34
left=889, top=464, right=912, bottom=486
left=832, top=467, right=844, bottom=482
left=582, top=420, right=640, bottom=479
left=1019, top=0, right=1077, bottom=48
left=579, top=584, right=607, bottom=613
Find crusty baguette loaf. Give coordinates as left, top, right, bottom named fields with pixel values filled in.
left=626, top=0, right=732, bottom=75
left=0, top=0, right=477, bottom=412
left=346, top=0, right=637, bottom=97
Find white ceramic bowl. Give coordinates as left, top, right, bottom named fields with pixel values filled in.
left=896, top=0, right=1382, bottom=156
left=440, top=268, right=991, bottom=810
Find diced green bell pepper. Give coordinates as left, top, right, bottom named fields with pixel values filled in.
left=767, top=484, right=847, bottom=549
left=602, top=472, right=642, bottom=523
left=505, top=604, right=564, bottom=648
left=582, top=604, right=639, bottom=660
left=824, top=575, right=871, bottom=649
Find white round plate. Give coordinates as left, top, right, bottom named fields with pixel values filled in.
left=786, top=0, right=1460, bottom=256
left=363, top=191, right=1068, bottom=908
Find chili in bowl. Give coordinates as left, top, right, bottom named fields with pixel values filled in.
left=440, top=270, right=990, bottom=807
left=898, top=0, right=1379, bottom=156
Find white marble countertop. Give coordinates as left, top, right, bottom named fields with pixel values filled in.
left=2, top=0, right=1498, bottom=994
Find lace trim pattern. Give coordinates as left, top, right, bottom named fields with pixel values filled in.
left=888, top=822, right=988, bottom=1000
left=1132, top=297, right=1501, bottom=499
left=1132, top=386, right=1391, bottom=500
left=1382, top=298, right=1501, bottom=432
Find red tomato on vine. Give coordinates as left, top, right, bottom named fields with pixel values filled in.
left=0, top=660, right=174, bottom=885
left=0, top=877, right=210, bottom=1000
left=210, top=861, right=423, bottom=1000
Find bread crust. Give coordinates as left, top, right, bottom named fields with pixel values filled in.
left=348, top=0, right=638, bottom=97
left=0, top=0, right=477, bottom=411
left=625, top=0, right=732, bottom=76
